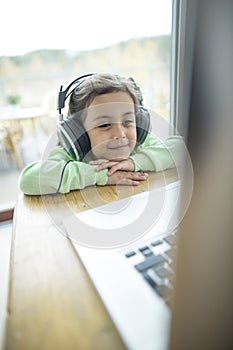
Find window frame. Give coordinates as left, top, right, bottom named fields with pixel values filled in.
left=170, top=0, right=197, bottom=138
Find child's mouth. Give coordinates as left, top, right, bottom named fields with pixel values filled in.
left=108, top=141, right=129, bottom=150
left=108, top=144, right=128, bottom=150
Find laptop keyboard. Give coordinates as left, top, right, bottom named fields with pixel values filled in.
left=123, top=230, right=177, bottom=307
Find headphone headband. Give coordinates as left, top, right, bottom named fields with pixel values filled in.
left=57, top=73, right=94, bottom=120
left=57, top=73, right=146, bottom=120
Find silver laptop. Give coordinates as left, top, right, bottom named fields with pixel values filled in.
left=62, top=181, right=182, bottom=350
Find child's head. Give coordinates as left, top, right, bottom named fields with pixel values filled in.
left=58, top=73, right=150, bottom=160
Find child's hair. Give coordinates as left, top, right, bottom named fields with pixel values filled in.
left=67, top=73, right=143, bottom=118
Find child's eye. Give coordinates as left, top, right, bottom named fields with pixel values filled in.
left=98, top=123, right=111, bottom=129
left=123, top=119, right=134, bottom=126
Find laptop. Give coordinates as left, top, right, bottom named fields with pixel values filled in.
left=62, top=180, right=182, bottom=350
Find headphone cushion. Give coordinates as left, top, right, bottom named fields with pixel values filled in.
left=136, top=106, right=151, bottom=145
left=57, top=117, right=91, bottom=160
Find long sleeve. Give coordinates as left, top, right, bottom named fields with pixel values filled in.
left=18, top=146, right=108, bottom=195
left=19, top=135, right=185, bottom=195
left=130, top=134, right=185, bottom=172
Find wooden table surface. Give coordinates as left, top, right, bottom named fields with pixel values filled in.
left=4, top=168, right=178, bottom=350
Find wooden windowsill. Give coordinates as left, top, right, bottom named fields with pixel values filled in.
left=0, top=203, right=15, bottom=222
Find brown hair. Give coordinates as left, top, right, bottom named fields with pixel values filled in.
left=67, top=73, right=143, bottom=118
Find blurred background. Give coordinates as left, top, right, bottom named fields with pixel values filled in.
left=0, top=0, right=172, bottom=208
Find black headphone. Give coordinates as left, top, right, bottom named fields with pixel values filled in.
left=57, top=73, right=151, bottom=160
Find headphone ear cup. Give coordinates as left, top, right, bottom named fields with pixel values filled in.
left=136, top=106, right=151, bottom=145
left=57, top=116, right=91, bottom=160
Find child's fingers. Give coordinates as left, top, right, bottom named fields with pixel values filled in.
left=107, top=162, right=130, bottom=175
left=120, top=173, right=148, bottom=185
left=95, top=161, right=118, bottom=172
left=120, top=179, right=140, bottom=186
left=107, top=164, right=121, bottom=175
left=128, top=172, right=148, bottom=180
left=107, top=159, right=134, bottom=175
left=107, top=171, right=148, bottom=186
left=89, top=159, right=108, bottom=165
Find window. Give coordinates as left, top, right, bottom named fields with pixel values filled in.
left=0, top=0, right=173, bottom=209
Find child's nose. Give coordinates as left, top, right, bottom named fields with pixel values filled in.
left=113, top=124, right=126, bottom=139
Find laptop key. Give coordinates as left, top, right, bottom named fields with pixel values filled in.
left=143, top=270, right=173, bottom=303
left=139, top=246, right=153, bottom=257
left=134, top=254, right=167, bottom=272
left=155, top=285, right=172, bottom=300
left=146, top=269, right=165, bottom=286
left=125, top=251, right=136, bottom=258
left=164, top=235, right=177, bottom=246
left=165, top=248, right=177, bottom=260
left=150, top=239, right=163, bottom=247
left=143, top=272, right=157, bottom=288
left=153, top=266, right=174, bottom=279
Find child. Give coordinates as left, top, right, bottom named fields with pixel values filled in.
left=19, top=73, right=184, bottom=195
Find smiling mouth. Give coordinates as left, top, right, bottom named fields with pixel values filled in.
left=108, top=144, right=129, bottom=150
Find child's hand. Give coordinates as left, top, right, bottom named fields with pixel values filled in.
left=90, top=158, right=135, bottom=175
left=107, top=171, right=148, bottom=186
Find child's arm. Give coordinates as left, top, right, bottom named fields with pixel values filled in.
left=92, top=134, right=185, bottom=174
left=130, top=134, right=185, bottom=172
left=18, top=146, right=109, bottom=195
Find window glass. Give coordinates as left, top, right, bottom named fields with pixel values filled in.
left=0, top=0, right=173, bottom=208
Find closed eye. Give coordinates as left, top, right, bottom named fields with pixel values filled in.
left=98, top=123, right=111, bottom=129
left=123, top=119, right=135, bottom=126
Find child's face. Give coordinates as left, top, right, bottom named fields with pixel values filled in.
left=83, top=92, right=137, bottom=160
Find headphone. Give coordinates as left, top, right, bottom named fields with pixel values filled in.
left=57, top=73, right=151, bottom=160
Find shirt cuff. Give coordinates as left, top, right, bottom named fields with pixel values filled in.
left=130, top=154, right=155, bottom=172
left=96, top=168, right=108, bottom=186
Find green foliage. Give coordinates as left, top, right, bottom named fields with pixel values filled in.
left=0, top=35, right=170, bottom=115
left=7, top=94, right=21, bottom=105
left=0, top=35, right=170, bottom=75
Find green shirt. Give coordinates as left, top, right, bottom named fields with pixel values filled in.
left=18, top=134, right=184, bottom=195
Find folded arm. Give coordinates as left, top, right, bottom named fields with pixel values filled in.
left=18, top=146, right=108, bottom=195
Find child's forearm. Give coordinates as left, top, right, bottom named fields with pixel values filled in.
left=18, top=159, right=108, bottom=195
left=130, top=135, right=185, bottom=172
